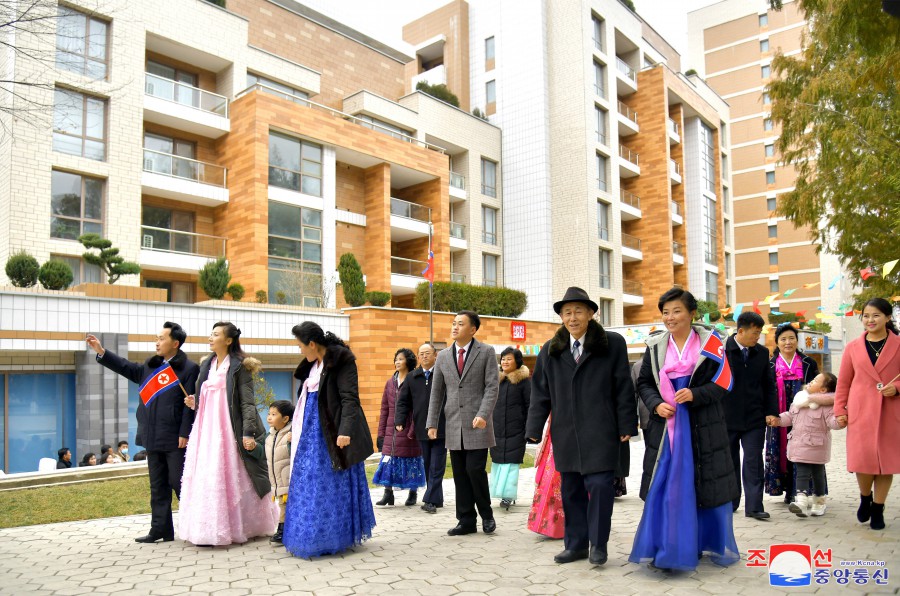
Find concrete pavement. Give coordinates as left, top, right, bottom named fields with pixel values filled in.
left=0, top=430, right=896, bottom=595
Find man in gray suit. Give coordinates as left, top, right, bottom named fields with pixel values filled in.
left=427, top=310, right=500, bottom=536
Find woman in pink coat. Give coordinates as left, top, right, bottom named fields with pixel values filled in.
left=835, top=298, right=900, bottom=531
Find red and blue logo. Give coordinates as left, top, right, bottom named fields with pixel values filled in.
left=769, top=544, right=812, bottom=586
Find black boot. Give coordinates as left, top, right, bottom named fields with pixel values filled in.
left=870, top=503, right=886, bottom=530
left=405, top=490, right=417, bottom=506
left=857, top=493, right=873, bottom=523
left=376, top=487, right=394, bottom=506
left=270, top=522, right=284, bottom=543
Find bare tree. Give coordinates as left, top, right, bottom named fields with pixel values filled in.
left=274, top=267, right=335, bottom=308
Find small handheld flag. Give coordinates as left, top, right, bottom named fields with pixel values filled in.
left=700, top=330, right=733, bottom=391
left=139, top=363, right=180, bottom=406
left=422, top=250, right=435, bottom=284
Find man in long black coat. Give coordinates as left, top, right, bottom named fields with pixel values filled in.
left=526, top=287, right=637, bottom=567
left=86, top=322, right=199, bottom=543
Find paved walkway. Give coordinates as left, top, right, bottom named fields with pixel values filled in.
left=0, top=431, right=896, bottom=595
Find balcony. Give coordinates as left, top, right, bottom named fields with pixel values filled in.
left=618, top=145, right=640, bottom=178
left=449, top=171, right=466, bottom=202
left=617, top=101, right=639, bottom=136
left=449, top=222, right=467, bottom=251
left=670, top=200, right=683, bottom=226
left=450, top=272, right=466, bottom=284
left=620, top=189, right=641, bottom=221
left=669, top=159, right=682, bottom=184
left=672, top=241, right=685, bottom=266
left=390, top=197, right=431, bottom=241
left=615, top=57, right=638, bottom=95
left=667, top=118, right=681, bottom=144
left=390, top=256, right=427, bottom=295
left=622, top=279, right=643, bottom=306
left=141, top=149, right=229, bottom=207
left=139, top=226, right=226, bottom=274
left=621, top=232, right=642, bottom=262
left=143, top=72, right=229, bottom=138
left=411, top=64, right=447, bottom=90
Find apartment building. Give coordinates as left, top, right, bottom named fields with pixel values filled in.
left=405, top=0, right=735, bottom=323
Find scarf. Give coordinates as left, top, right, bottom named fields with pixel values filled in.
left=775, top=353, right=803, bottom=472
left=659, top=331, right=700, bottom=450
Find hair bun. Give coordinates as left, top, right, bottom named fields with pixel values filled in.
left=235, top=328, right=242, bottom=337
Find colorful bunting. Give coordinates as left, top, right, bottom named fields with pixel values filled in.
left=782, top=288, right=797, bottom=297
left=752, top=299, right=762, bottom=314
left=802, top=282, right=820, bottom=289
left=763, top=293, right=780, bottom=304
left=828, top=275, right=842, bottom=290
left=885, top=260, right=899, bottom=278
left=733, top=304, right=744, bottom=318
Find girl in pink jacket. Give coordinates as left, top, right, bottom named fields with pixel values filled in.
left=770, top=372, right=842, bottom=517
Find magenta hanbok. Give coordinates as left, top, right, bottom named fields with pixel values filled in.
left=178, top=355, right=279, bottom=545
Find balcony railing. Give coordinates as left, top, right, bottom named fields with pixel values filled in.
left=619, top=145, right=640, bottom=166
left=391, top=256, right=427, bottom=277
left=145, top=72, right=228, bottom=117
left=594, top=83, right=606, bottom=98
left=593, top=37, right=603, bottom=52
left=449, top=222, right=466, bottom=240
left=669, top=159, right=681, bottom=176
left=596, top=131, right=607, bottom=145
left=618, top=101, right=638, bottom=125
left=672, top=241, right=684, bottom=256
left=667, top=118, right=680, bottom=136
left=143, top=149, right=226, bottom=187
left=598, top=225, right=609, bottom=241
left=450, top=272, right=466, bottom=284
left=620, top=189, right=640, bottom=210
left=390, top=197, right=431, bottom=223
left=482, top=231, right=497, bottom=245
left=140, top=226, right=226, bottom=258
left=450, top=171, right=466, bottom=190
left=616, top=57, right=636, bottom=81
left=623, top=279, right=643, bottom=296
left=482, top=183, right=497, bottom=197
left=621, top=233, right=641, bottom=251
left=670, top=200, right=682, bottom=217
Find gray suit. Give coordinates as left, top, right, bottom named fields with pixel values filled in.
left=427, top=339, right=499, bottom=527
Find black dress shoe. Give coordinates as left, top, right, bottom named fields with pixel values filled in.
left=482, top=518, right=496, bottom=534
left=447, top=523, right=477, bottom=536
left=422, top=503, right=437, bottom=514
left=589, top=546, right=608, bottom=565
left=135, top=533, right=173, bottom=543
left=746, top=511, right=770, bottom=520
left=554, top=548, right=589, bottom=564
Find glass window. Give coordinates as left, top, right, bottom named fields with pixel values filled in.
left=759, top=14, right=768, bottom=27
left=56, top=6, right=108, bottom=79
left=764, top=118, right=773, bottom=131
left=761, top=65, right=771, bottom=78
left=705, top=271, right=718, bottom=303
left=6, top=374, right=76, bottom=473
left=769, top=252, right=778, bottom=266
left=358, top=115, right=413, bottom=142
left=598, top=299, right=611, bottom=326
left=144, top=279, right=194, bottom=303
left=599, top=249, right=611, bottom=289
left=247, top=72, right=309, bottom=104
left=0, top=374, right=4, bottom=471
left=766, top=171, right=776, bottom=184
left=141, top=206, right=195, bottom=253
left=770, top=279, right=780, bottom=292
left=486, top=80, right=496, bottom=105
left=593, top=61, right=606, bottom=98
left=50, top=170, right=103, bottom=240
left=767, top=197, right=777, bottom=211
left=765, top=143, right=775, bottom=157
left=143, top=133, right=196, bottom=179
left=700, top=123, right=716, bottom=193
left=483, top=254, right=498, bottom=287
left=597, top=200, right=609, bottom=241
left=268, top=201, right=323, bottom=306
left=762, top=92, right=771, bottom=105
left=53, top=88, right=107, bottom=160
left=485, top=36, right=495, bottom=61
left=592, top=15, right=604, bottom=52
left=146, top=60, right=199, bottom=107
left=51, top=255, right=101, bottom=287
left=725, top=254, right=733, bottom=278
left=703, top=196, right=717, bottom=265
left=597, top=153, right=607, bottom=192
left=268, top=132, right=323, bottom=197
left=768, top=224, right=778, bottom=238
left=482, top=206, right=498, bottom=245
left=595, top=105, right=607, bottom=144
left=481, top=159, right=497, bottom=197
left=760, top=39, right=769, bottom=52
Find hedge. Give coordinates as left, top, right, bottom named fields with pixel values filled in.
left=414, top=282, right=527, bottom=318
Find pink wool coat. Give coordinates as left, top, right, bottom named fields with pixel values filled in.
left=834, top=332, right=900, bottom=474
left=778, top=396, right=840, bottom=465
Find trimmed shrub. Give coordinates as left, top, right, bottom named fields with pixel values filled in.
left=226, top=283, right=245, bottom=301
left=255, top=290, right=268, bottom=303
left=198, top=257, right=231, bottom=300
left=5, top=251, right=40, bottom=287
left=275, top=291, right=287, bottom=305
left=414, top=282, right=527, bottom=318
left=79, top=234, right=141, bottom=284
left=695, top=300, right=722, bottom=322
left=768, top=311, right=800, bottom=326
left=365, top=291, right=391, bottom=307
left=38, top=260, right=74, bottom=290
left=337, top=253, right=365, bottom=307
left=416, top=81, right=460, bottom=108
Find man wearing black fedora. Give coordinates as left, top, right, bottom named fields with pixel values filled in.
left=526, top=287, right=637, bottom=567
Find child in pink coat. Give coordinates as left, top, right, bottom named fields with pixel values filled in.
left=770, top=372, right=842, bottom=517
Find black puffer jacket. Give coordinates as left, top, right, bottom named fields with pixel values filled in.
left=637, top=326, right=739, bottom=508
left=490, top=366, right=531, bottom=464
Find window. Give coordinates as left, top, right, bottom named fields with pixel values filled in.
left=247, top=72, right=309, bottom=104
left=769, top=252, right=778, bottom=266
left=599, top=249, right=611, bottom=289
left=762, top=91, right=771, bottom=105
left=759, top=13, right=768, bottom=27
left=51, top=255, right=101, bottom=287
left=143, top=132, right=196, bottom=179
left=725, top=254, right=733, bottom=279
left=767, top=197, right=777, bottom=211
left=723, top=187, right=730, bottom=213
left=765, top=143, right=775, bottom=157
left=485, top=36, right=495, bottom=63
left=146, top=60, right=200, bottom=108
left=768, top=224, right=778, bottom=238
left=593, top=61, right=606, bottom=98
left=50, top=170, right=103, bottom=240
left=482, top=206, right=498, bottom=245
left=56, top=6, right=108, bottom=79
left=595, top=105, right=607, bottom=144
left=700, top=123, right=716, bottom=193
left=760, top=39, right=770, bottom=52
left=267, top=201, right=323, bottom=307
left=703, top=197, right=717, bottom=265
left=5, top=374, right=76, bottom=473
left=721, top=154, right=729, bottom=177
left=592, top=15, right=604, bottom=52
left=141, top=206, right=195, bottom=254
left=485, top=80, right=496, bottom=105
left=764, top=117, right=774, bottom=131
left=761, top=65, right=771, bottom=78
left=358, top=115, right=413, bottom=142
left=597, top=200, right=609, bottom=240
left=483, top=254, right=498, bottom=287
left=770, top=279, right=780, bottom=292
left=268, top=132, right=323, bottom=197
left=481, top=159, right=497, bottom=197
left=597, top=153, right=608, bottom=192
left=53, top=88, right=106, bottom=160
left=705, top=271, right=719, bottom=303
left=598, top=299, right=612, bottom=326
left=144, top=280, right=194, bottom=304
left=766, top=171, right=776, bottom=185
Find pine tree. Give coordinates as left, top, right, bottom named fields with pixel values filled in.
left=79, top=234, right=141, bottom=284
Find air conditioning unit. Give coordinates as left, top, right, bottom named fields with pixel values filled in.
left=142, top=235, right=154, bottom=249
left=144, top=159, right=154, bottom=170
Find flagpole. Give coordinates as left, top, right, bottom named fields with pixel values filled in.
left=429, top=220, right=434, bottom=345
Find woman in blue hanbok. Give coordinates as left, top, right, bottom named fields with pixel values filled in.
left=630, top=288, right=740, bottom=571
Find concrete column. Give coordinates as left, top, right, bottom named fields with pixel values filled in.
left=75, top=333, right=130, bottom=457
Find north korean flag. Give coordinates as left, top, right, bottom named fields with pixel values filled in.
left=700, top=330, right=733, bottom=391
left=422, top=250, right=435, bottom=284
left=139, top=363, right=180, bottom=406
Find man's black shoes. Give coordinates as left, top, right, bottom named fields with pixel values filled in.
left=447, top=523, right=477, bottom=536
left=589, top=546, right=608, bottom=565
left=482, top=518, right=496, bottom=534
left=135, top=533, right=174, bottom=543
left=554, top=549, right=589, bottom=564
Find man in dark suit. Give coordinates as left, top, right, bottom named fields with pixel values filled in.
left=724, top=311, right=779, bottom=520
left=427, top=311, right=500, bottom=535
left=395, top=342, right=445, bottom=513
left=86, top=322, right=199, bottom=543
left=526, top=287, right=636, bottom=567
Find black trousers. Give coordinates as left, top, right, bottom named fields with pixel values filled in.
left=146, top=448, right=185, bottom=538
left=795, top=463, right=827, bottom=496
left=449, top=447, right=492, bottom=527
left=420, top=438, right=447, bottom=506
left=560, top=470, right=615, bottom=551
left=729, top=426, right=766, bottom=514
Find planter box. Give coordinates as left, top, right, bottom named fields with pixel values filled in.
left=72, top=283, right=168, bottom=302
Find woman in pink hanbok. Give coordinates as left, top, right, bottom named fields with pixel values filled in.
left=179, top=322, right=279, bottom=545
left=527, top=421, right=565, bottom=539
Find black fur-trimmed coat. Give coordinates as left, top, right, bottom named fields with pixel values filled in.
left=490, top=365, right=531, bottom=464
left=526, top=320, right=637, bottom=475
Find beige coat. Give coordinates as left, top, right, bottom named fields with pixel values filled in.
left=265, top=421, right=293, bottom=498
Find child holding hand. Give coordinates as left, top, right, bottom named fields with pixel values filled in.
left=265, top=400, right=294, bottom=543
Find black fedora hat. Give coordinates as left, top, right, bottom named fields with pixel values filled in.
left=553, top=286, right=599, bottom=314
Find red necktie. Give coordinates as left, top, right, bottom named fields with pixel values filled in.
left=457, top=348, right=465, bottom=375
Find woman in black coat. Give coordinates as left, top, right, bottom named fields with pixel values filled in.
left=490, top=347, right=531, bottom=510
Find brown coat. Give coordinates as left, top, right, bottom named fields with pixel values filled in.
left=265, top=421, right=292, bottom=498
